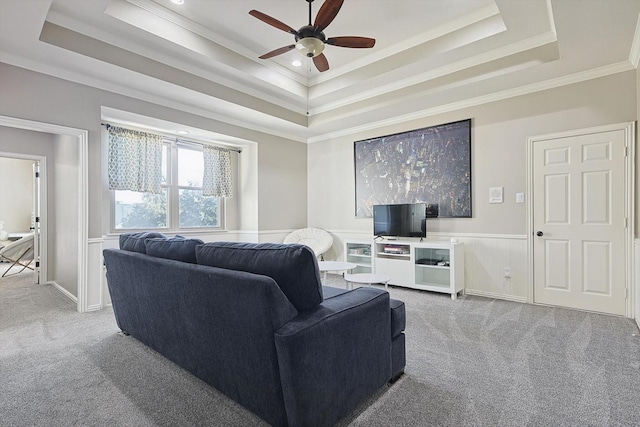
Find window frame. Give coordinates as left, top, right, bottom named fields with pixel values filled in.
left=110, top=139, right=226, bottom=234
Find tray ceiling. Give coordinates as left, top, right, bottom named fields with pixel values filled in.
left=1, top=0, right=639, bottom=143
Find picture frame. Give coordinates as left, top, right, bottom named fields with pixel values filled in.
left=353, top=119, right=472, bottom=218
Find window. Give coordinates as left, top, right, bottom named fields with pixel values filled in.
left=112, top=140, right=229, bottom=231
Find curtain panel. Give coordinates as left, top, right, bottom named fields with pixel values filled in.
left=107, top=126, right=163, bottom=194
left=203, top=145, right=233, bottom=198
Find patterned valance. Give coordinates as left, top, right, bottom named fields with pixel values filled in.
left=107, top=125, right=163, bottom=194
left=203, top=145, right=233, bottom=198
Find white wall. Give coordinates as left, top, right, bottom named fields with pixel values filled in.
left=0, top=157, right=33, bottom=232
left=308, top=71, right=637, bottom=302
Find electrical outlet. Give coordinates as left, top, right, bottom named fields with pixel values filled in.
left=503, top=267, right=511, bottom=278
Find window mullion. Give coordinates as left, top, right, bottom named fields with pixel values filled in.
left=169, top=142, right=180, bottom=230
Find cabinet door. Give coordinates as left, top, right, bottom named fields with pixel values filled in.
left=345, top=242, right=373, bottom=273
left=375, top=257, right=414, bottom=286
left=414, top=247, right=451, bottom=289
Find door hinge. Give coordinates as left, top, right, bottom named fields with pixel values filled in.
left=35, top=217, right=40, bottom=223
left=35, top=261, right=40, bottom=268
left=624, top=147, right=628, bottom=157
left=35, top=171, right=40, bottom=178
left=625, top=217, right=628, bottom=228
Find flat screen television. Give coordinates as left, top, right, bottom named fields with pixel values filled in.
left=373, top=203, right=427, bottom=238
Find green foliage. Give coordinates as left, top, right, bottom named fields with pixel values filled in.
left=121, top=191, right=167, bottom=229
left=179, top=189, right=218, bottom=228
left=118, top=185, right=218, bottom=229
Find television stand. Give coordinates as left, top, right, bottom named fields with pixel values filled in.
left=344, top=239, right=464, bottom=299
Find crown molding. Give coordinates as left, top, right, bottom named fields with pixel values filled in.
left=309, top=2, right=502, bottom=86
left=308, top=31, right=558, bottom=116
left=629, top=12, right=640, bottom=68
left=307, top=61, right=635, bottom=144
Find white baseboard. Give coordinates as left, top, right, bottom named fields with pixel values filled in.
left=48, top=281, right=78, bottom=303
left=464, top=289, right=527, bottom=303
left=86, top=303, right=103, bottom=312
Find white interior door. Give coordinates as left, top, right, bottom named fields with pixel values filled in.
left=532, top=128, right=629, bottom=315
left=32, top=161, right=41, bottom=284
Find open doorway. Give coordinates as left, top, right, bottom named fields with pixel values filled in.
left=0, top=155, right=45, bottom=283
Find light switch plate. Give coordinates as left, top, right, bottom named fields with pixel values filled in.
left=516, top=192, right=525, bottom=203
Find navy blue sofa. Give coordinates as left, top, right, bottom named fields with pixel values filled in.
left=103, top=235, right=406, bottom=427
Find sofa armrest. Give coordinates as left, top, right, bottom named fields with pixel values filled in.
left=274, top=287, right=392, bottom=427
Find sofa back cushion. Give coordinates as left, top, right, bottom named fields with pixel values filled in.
left=145, top=236, right=204, bottom=264
left=196, top=242, right=323, bottom=311
left=119, top=232, right=166, bottom=254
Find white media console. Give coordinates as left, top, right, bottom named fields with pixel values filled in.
left=344, top=239, right=464, bottom=299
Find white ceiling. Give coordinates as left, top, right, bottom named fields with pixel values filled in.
left=1, top=0, right=639, bottom=144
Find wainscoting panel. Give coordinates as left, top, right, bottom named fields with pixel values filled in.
left=87, top=238, right=105, bottom=311
left=459, top=235, right=528, bottom=303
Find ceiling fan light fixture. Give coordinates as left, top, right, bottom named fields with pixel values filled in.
left=295, top=37, right=325, bottom=58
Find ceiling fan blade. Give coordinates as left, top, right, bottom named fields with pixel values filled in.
left=313, top=53, right=330, bottom=72
left=313, top=0, right=344, bottom=32
left=326, top=36, right=376, bottom=48
left=249, top=10, right=297, bottom=34
left=259, top=45, right=296, bottom=59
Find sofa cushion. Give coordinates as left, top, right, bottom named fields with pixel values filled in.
left=119, top=232, right=166, bottom=254
left=145, top=236, right=204, bottom=264
left=196, top=242, right=323, bottom=311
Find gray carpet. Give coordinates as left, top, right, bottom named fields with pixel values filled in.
left=1, top=265, right=639, bottom=426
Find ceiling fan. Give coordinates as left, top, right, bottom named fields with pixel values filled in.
left=249, top=0, right=376, bottom=72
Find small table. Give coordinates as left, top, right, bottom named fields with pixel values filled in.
left=318, top=261, right=357, bottom=286
left=344, top=273, right=391, bottom=290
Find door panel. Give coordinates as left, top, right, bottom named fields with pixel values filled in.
left=533, top=129, right=626, bottom=315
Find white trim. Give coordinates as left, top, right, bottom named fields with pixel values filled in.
left=526, top=122, right=635, bottom=317
left=0, top=115, right=89, bottom=313
left=629, top=12, right=640, bottom=68
left=463, top=289, right=527, bottom=304
left=310, top=31, right=557, bottom=115
left=309, top=2, right=503, bottom=86
left=48, top=280, right=78, bottom=303
left=635, top=239, right=640, bottom=330
left=307, top=61, right=635, bottom=144
left=324, top=229, right=528, bottom=241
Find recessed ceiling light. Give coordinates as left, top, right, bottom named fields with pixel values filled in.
left=292, top=60, right=302, bottom=67
left=171, top=0, right=184, bottom=5
left=177, top=130, right=189, bottom=135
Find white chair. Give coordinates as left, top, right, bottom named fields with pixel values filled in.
left=0, top=233, right=34, bottom=277
left=284, top=228, right=333, bottom=260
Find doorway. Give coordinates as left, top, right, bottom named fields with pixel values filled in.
left=0, top=115, right=88, bottom=313
left=528, top=122, right=634, bottom=316
left=0, top=155, right=45, bottom=284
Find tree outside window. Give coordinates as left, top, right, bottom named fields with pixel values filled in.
left=113, top=142, right=224, bottom=231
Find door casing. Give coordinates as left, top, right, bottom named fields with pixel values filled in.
left=527, top=122, right=635, bottom=317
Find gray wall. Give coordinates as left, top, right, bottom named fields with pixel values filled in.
left=0, top=63, right=308, bottom=240
left=307, top=71, right=637, bottom=236
left=51, top=134, right=78, bottom=296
